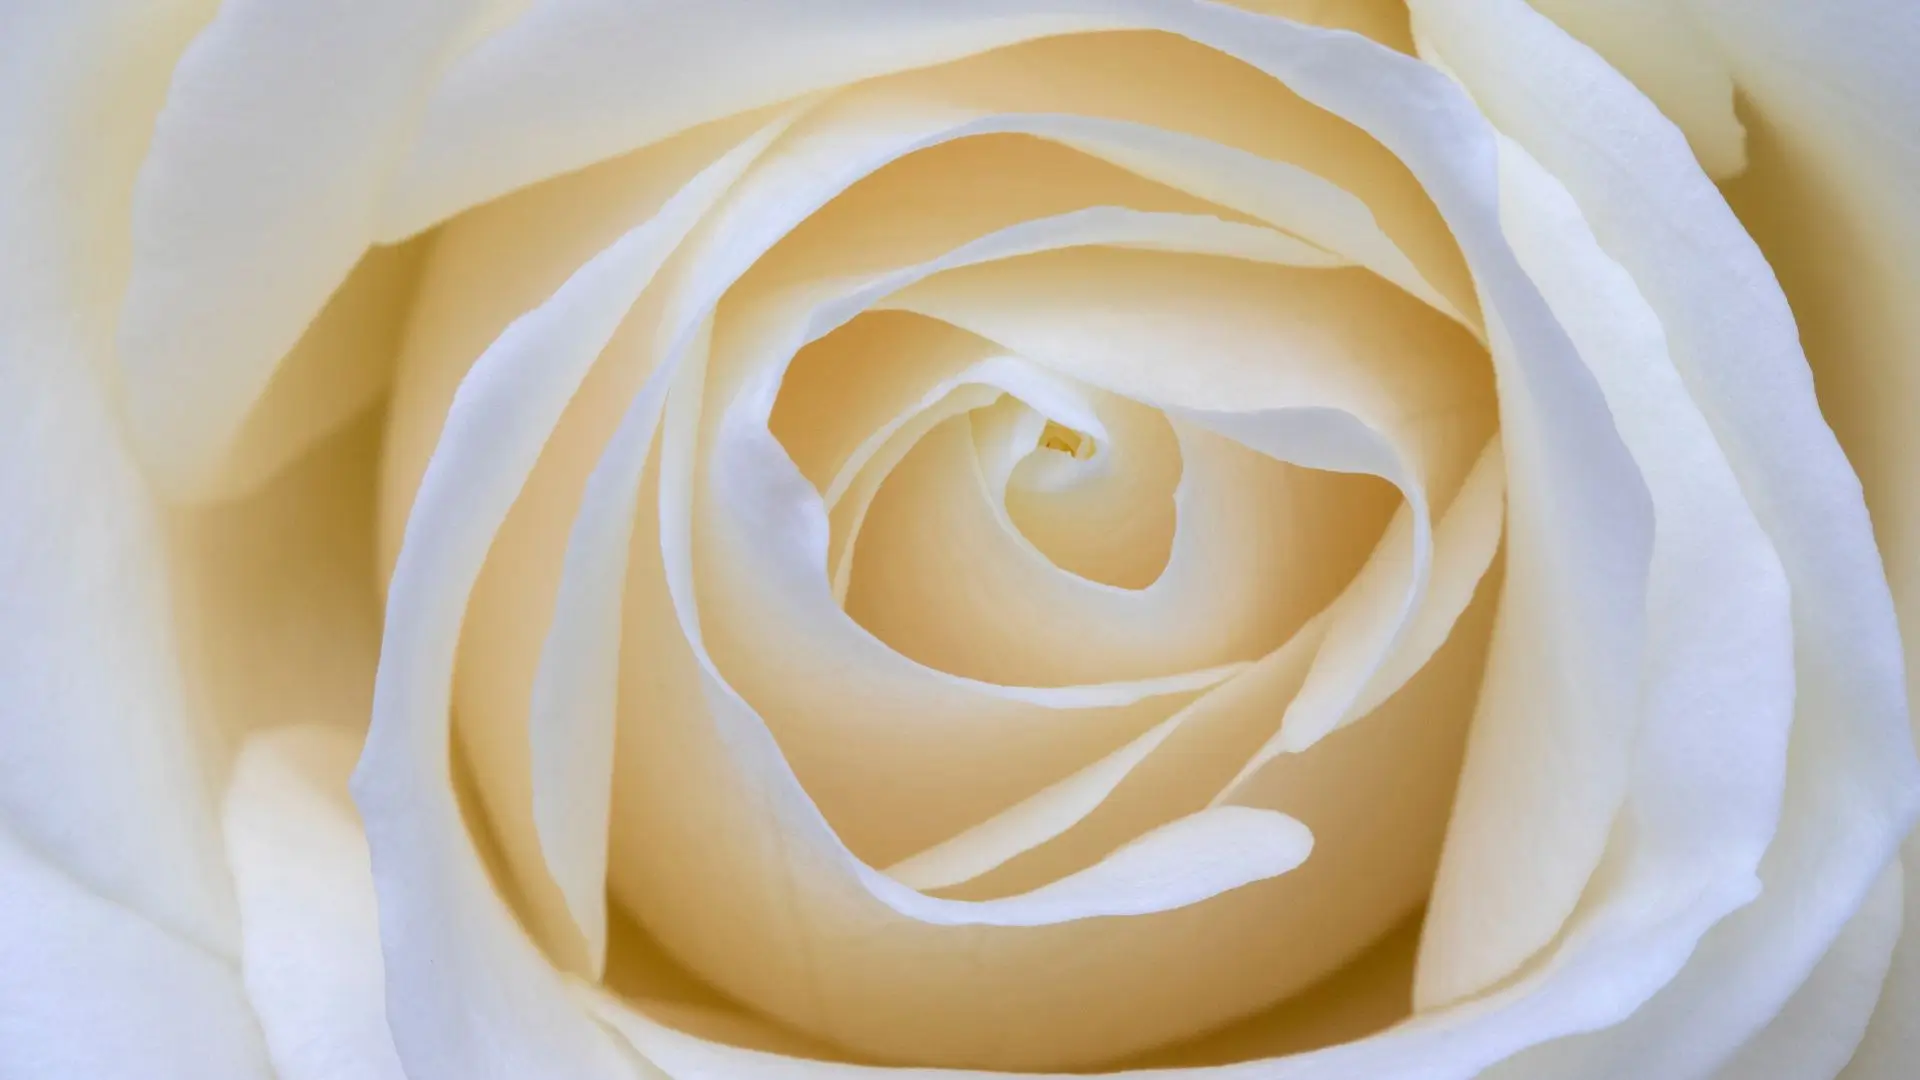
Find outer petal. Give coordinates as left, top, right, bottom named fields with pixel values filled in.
left=1655, top=8, right=1920, bottom=1070
left=117, top=0, right=507, bottom=497
left=0, top=0, right=240, bottom=964
left=0, top=825, right=271, bottom=1080
left=1713, top=862, right=1903, bottom=1080
left=224, top=724, right=409, bottom=1080
left=351, top=112, right=793, bottom=1080
left=1414, top=0, right=1920, bottom=1073
left=1845, top=857, right=1920, bottom=1076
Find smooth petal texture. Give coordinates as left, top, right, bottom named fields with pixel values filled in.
left=361, top=4, right=1694, bottom=1074
left=1521, top=0, right=1745, bottom=177
left=1711, top=862, right=1903, bottom=1080
left=201, top=241, right=427, bottom=501
left=225, top=724, right=407, bottom=1080
left=1843, top=854, right=1920, bottom=1077
left=602, top=6, right=1651, bottom=1068
left=351, top=113, right=792, bottom=1080
left=377, top=111, right=802, bottom=984
left=1415, top=1, right=1920, bottom=1072
left=1418, top=130, right=1793, bottom=1010
left=380, top=1, right=1126, bottom=236
left=1690, top=3, right=1920, bottom=1072
left=0, top=0, right=241, bottom=964
left=169, top=412, right=387, bottom=751
left=0, top=825, right=271, bottom=1080
left=117, top=0, right=500, bottom=496
left=352, top=5, right=1920, bottom=1079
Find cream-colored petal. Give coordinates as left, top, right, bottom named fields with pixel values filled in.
left=608, top=8, right=1650, bottom=1068
left=225, top=725, right=407, bottom=1080
left=1711, top=863, right=1902, bottom=1080
left=117, top=0, right=504, bottom=496
left=886, top=248, right=1496, bottom=751
left=201, top=242, right=426, bottom=501
left=1, top=0, right=238, bottom=964
left=0, top=825, right=272, bottom=1080
left=373, top=5, right=1666, bottom=1074
left=379, top=111, right=799, bottom=976
left=666, top=197, right=1390, bottom=865
left=1840, top=845, right=1920, bottom=1078
left=1523, top=0, right=1746, bottom=177
left=168, top=410, right=384, bottom=755
left=379, top=2, right=1124, bottom=236
left=701, top=245, right=1424, bottom=864
left=1415, top=1, right=1919, bottom=1070
left=386, top=1, right=1433, bottom=237
left=873, top=629, right=1317, bottom=892
left=351, top=113, right=786, bottom=1080
left=1416, top=129, right=1795, bottom=1010
left=848, top=404, right=1384, bottom=688
left=1220, top=434, right=1505, bottom=788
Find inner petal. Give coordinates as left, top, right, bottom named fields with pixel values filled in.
left=996, top=391, right=1177, bottom=590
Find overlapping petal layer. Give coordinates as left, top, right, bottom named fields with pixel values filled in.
left=84, top=2, right=1887, bottom=1079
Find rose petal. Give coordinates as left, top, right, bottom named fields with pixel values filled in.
left=199, top=242, right=426, bottom=501
left=1414, top=1, right=1920, bottom=1069
left=377, top=110, right=803, bottom=976
left=224, top=725, right=408, bottom=1080
left=847, top=399, right=1379, bottom=687
left=117, top=0, right=504, bottom=496
left=1416, top=128, right=1797, bottom=1010
left=1709, top=862, right=1903, bottom=1079
left=380, top=2, right=1124, bottom=236
left=884, top=248, right=1495, bottom=755
left=1842, top=851, right=1920, bottom=1077
left=352, top=114, right=791, bottom=1077
left=170, top=413, right=386, bottom=750
left=0, top=825, right=271, bottom=1080
left=1521, top=0, right=1746, bottom=177
left=1, top=0, right=239, bottom=963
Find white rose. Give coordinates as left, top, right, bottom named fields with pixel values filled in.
left=4, top=3, right=1918, bottom=1079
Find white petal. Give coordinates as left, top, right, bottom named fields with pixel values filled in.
left=117, top=0, right=506, bottom=496
left=382, top=1, right=1124, bottom=235
left=884, top=626, right=1326, bottom=892
left=225, top=725, right=407, bottom=1080
left=377, top=110, right=800, bottom=980
left=1711, top=862, right=1903, bottom=1080
left=0, top=826, right=271, bottom=1080
left=1415, top=0, right=1920, bottom=1067
left=0, top=0, right=239, bottom=962
left=1522, top=0, right=1745, bottom=177
left=1840, top=843, right=1920, bottom=1078
left=351, top=109, right=786, bottom=1080
left=1418, top=128, right=1796, bottom=1010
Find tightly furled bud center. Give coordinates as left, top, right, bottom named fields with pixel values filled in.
left=1037, top=418, right=1095, bottom=458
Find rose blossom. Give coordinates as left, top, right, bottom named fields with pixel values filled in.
left=3, top=2, right=1919, bottom=1079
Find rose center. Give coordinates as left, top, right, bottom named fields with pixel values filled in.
left=1037, top=419, right=1096, bottom=460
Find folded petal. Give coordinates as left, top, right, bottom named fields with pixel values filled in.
left=1709, top=862, right=1902, bottom=1080
left=0, top=0, right=240, bottom=963
left=1840, top=845, right=1920, bottom=1078
left=118, top=0, right=504, bottom=496
left=1414, top=2, right=1920, bottom=1069
left=0, top=825, right=271, bottom=1080
left=351, top=109, right=789, bottom=1080
left=225, top=725, right=407, bottom=1080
